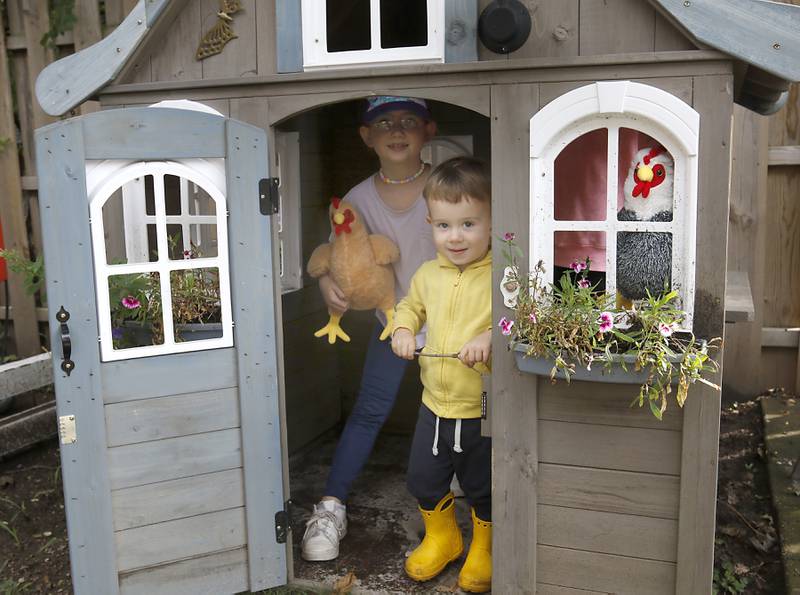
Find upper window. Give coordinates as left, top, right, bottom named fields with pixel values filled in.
left=530, top=81, right=699, bottom=330
left=301, top=0, right=444, bottom=70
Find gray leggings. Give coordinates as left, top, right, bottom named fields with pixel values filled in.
left=406, top=403, right=492, bottom=521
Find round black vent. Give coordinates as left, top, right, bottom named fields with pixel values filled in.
left=478, top=0, right=532, bottom=54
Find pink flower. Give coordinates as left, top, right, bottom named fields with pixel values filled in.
left=183, top=250, right=192, bottom=260
left=659, top=322, right=675, bottom=337
left=121, top=296, right=140, bottom=310
left=529, top=312, right=537, bottom=324
left=577, top=278, right=590, bottom=289
left=498, top=317, right=514, bottom=336
left=503, top=232, right=515, bottom=242
left=598, top=311, right=614, bottom=334
left=570, top=260, right=586, bottom=273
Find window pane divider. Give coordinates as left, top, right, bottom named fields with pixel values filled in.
left=605, top=126, right=619, bottom=297
left=153, top=174, right=176, bottom=347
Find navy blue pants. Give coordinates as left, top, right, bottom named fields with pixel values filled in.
left=407, top=404, right=492, bottom=521
left=324, top=324, right=409, bottom=501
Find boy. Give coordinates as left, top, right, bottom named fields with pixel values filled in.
left=301, top=96, right=438, bottom=561
left=392, top=156, right=493, bottom=593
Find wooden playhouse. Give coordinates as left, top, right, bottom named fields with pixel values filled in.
left=33, top=0, right=800, bottom=593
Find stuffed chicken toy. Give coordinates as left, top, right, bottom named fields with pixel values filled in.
left=616, top=147, right=674, bottom=308
left=307, top=197, right=400, bottom=344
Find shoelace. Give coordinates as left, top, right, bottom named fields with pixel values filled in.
left=303, top=509, right=340, bottom=543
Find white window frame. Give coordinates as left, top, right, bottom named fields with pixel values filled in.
left=87, top=160, right=234, bottom=361
left=301, top=0, right=444, bottom=71
left=275, top=131, right=303, bottom=293
left=529, top=81, right=699, bottom=330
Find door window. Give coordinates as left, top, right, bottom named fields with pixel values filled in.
left=88, top=161, right=233, bottom=361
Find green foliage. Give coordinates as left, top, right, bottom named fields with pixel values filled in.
left=500, top=234, right=720, bottom=419
left=0, top=250, right=44, bottom=298
left=712, top=560, right=749, bottom=594
left=0, top=578, right=33, bottom=594
left=41, top=0, right=77, bottom=49
left=0, top=137, right=12, bottom=153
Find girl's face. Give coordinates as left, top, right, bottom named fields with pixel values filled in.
left=359, top=109, right=436, bottom=165
left=427, top=197, right=491, bottom=271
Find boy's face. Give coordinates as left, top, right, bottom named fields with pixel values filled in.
left=359, top=109, right=436, bottom=165
left=427, top=197, right=491, bottom=270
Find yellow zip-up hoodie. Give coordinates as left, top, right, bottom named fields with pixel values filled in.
left=393, top=251, right=492, bottom=419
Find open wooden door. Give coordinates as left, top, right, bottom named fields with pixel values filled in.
left=35, top=106, right=287, bottom=594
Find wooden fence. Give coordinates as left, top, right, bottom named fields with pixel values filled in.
left=0, top=0, right=799, bottom=399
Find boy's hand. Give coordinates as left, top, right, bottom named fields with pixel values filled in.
left=392, top=328, right=416, bottom=360
left=459, top=330, right=492, bottom=368
left=319, top=274, right=348, bottom=314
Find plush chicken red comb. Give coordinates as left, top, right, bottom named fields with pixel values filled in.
left=331, top=197, right=342, bottom=209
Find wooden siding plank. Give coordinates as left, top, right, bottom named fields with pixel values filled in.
left=226, top=118, right=287, bottom=589
left=101, top=347, right=238, bottom=403
left=112, top=468, right=244, bottom=530
left=674, top=74, right=731, bottom=594
left=444, top=0, right=478, bottom=64
left=654, top=11, right=696, bottom=51
left=579, top=0, right=656, bottom=56
left=538, top=504, right=678, bottom=562
left=200, top=0, right=257, bottom=80
left=724, top=270, right=755, bottom=323
left=150, top=0, right=202, bottom=82
left=538, top=463, right=681, bottom=519
left=536, top=585, right=609, bottom=595
left=276, top=0, right=302, bottom=73
left=537, top=544, right=676, bottom=595
left=80, top=107, right=227, bottom=159
left=105, top=387, right=240, bottom=447
left=507, top=0, right=579, bottom=60
left=0, top=7, right=39, bottom=357
left=119, top=547, right=248, bottom=595
left=256, top=0, right=278, bottom=75
left=36, top=119, right=119, bottom=594
left=490, top=83, right=540, bottom=592
left=0, top=350, right=52, bottom=399
left=107, top=428, right=242, bottom=490
left=115, top=507, right=246, bottom=572
left=537, top=380, right=683, bottom=431
left=768, top=145, right=800, bottom=166
left=538, top=420, right=682, bottom=475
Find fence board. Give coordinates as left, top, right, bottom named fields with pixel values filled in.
left=0, top=7, right=40, bottom=357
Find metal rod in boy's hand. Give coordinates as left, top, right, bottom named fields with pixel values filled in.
left=414, top=349, right=460, bottom=358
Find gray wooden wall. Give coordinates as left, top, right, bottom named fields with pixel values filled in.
left=116, top=0, right=696, bottom=86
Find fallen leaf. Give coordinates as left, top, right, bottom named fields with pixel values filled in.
left=0, top=475, right=14, bottom=488
left=333, top=571, right=356, bottom=594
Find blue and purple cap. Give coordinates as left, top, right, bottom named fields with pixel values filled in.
left=362, top=96, right=431, bottom=124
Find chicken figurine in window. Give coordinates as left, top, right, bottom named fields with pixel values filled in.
left=307, top=197, right=400, bottom=344
left=616, top=146, right=674, bottom=309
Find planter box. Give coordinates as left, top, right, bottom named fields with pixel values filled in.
left=120, top=322, right=223, bottom=346
left=513, top=343, right=681, bottom=384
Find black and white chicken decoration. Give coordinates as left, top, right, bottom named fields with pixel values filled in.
left=616, top=146, right=674, bottom=308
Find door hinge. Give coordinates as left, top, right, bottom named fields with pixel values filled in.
left=259, top=177, right=280, bottom=216
left=275, top=500, right=292, bottom=544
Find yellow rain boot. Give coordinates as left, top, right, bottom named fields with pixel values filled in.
left=458, top=509, right=492, bottom=593
left=405, top=492, right=463, bottom=582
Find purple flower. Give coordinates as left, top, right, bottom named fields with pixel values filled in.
left=503, top=232, right=515, bottom=242
left=498, top=317, right=514, bottom=336
left=121, top=296, right=141, bottom=310
left=598, top=311, right=614, bottom=334
left=570, top=260, right=586, bottom=273
left=577, top=278, right=590, bottom=289
left=659, top=322, right=675, bottom=337
left=111, top=327, right=123, bottom=340
left=529, top=312, right=537, bottom=324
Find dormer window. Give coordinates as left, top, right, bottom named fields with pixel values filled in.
left=301, top=0, right=444, bottom=70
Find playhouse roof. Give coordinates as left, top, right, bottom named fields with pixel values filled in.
left=35, top=0, right=800, bottom=117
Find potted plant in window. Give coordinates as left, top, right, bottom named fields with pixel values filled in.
left=109, top=242, right=222, bottom=349
left=498, top=233, right=720, bottom=419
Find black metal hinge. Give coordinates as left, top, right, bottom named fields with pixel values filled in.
left=275, top=500, right=292, bottom=544
left=259, top=177, right=280, bottom=216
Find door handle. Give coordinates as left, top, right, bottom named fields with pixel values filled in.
left=56, top=306, right=75, bottom=376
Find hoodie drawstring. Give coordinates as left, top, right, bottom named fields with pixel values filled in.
left=453, top=419, right=463, bottom=453
left=432, top=416, right=440, bottom=456
left=432, top=415, right=464, bottom=455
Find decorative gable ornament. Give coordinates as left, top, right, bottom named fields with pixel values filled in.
left=196, top=0, right=243, bottom=61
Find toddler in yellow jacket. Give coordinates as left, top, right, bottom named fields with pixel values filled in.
left=392, top=156, right=492, bottom=593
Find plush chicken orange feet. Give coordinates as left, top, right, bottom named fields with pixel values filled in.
left=314, top=312, right=351, bottom=344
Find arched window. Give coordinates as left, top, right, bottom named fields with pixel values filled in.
left=530, top=81, right=699, bottom=329
left=87, top=160, right=233, bottom=361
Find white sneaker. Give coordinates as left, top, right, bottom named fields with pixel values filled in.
left=301, top=500, right=347, bottom=561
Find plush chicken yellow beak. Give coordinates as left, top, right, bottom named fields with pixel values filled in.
left=333, top=212, right=345, bottom=225
left=636, top=165, right=654, bottom=182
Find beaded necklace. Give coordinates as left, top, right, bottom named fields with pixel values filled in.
left=379, top=162, right=426, bottom=185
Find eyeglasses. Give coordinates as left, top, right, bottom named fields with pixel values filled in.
left=370, top=117, right=423, bottom=132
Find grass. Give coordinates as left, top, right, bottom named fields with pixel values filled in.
left=0, top=578, right=33, bottom=594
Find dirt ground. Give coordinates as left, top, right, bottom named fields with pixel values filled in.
left=0, top=395, right=787, bottom=594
